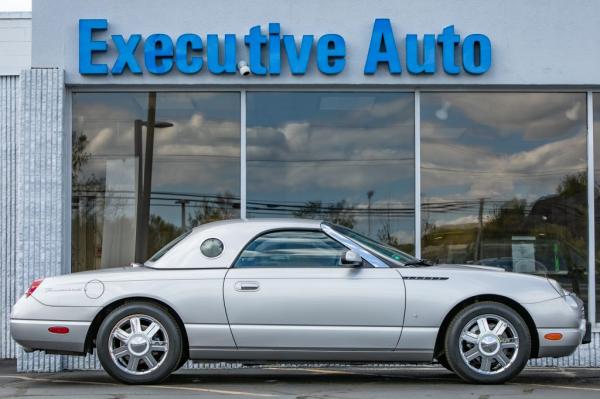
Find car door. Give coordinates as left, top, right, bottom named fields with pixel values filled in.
left=223, top=229, right=405, bottom=351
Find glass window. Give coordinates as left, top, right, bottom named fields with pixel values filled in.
left=325, top=222, right=416, bottom=265
left=71, top=92, right=240, bottom=271
left=593, top=93, right=600, bottom=322
left=421, top=93, right=588, bottom=313
left=234, top=230, right=347, bottom=268
left=147, top=230, right=191, bottom=262
left=246, top=92, right=415, bottom=254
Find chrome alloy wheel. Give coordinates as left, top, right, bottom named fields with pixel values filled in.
left=458, top=314, right=519, bottom=375
left=109, top=314, right=169, bottom=375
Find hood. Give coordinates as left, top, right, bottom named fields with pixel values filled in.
left=427, top=263, right=506, bottom=272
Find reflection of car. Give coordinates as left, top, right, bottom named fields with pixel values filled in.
left=11, top=219, right=590, bottom=385
left=476, top=257, right=548, bottom=273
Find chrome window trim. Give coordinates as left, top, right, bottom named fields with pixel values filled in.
left=321, top=223, right=389, bottom=268
left=587, top=91, right=597, bottom=326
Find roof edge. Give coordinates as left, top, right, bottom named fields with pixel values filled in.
left=0, top=11, right=32, bottom=19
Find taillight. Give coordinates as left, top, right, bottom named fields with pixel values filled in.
left=25, top=278, right=44, bottom=297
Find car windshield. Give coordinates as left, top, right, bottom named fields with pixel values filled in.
left=146, top=230, right=192, bottom=263
left=324, top=223, right=417, bottom=265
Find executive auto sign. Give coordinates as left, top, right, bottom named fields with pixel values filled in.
left=79, top=19, right=492, bottom=76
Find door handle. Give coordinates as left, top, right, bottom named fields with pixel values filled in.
left=234, top=281, right=260, bottom=292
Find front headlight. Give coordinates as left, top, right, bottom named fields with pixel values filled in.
left=548, top=278, right=567, bottom=296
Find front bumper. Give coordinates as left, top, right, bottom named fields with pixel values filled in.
left=536, top=318, right=589, bottom=357
left=533, top=292, right=590, bottom=358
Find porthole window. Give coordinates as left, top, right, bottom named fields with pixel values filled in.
left=200, top=238, right=224, bottom=258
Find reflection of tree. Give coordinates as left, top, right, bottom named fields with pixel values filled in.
left=485, top=199, right=527, bottom=238
left=421, top=172, right=587, bottom=299
left=147, top=215, right=182, bottom=258
left=72, top=132, right=106, bottom=272
left=293, top=200, right=355, bottom=228
left=72, top=134, right=91, bottom=185
left=187, top=192, right=237, bottom=227
left=376, top=221, right=401, bottom=247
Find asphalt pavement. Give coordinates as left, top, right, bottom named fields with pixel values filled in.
left=1, top=359, right=599, bottom=398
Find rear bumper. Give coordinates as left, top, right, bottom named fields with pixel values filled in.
left=10, top=319, right=90, bottom=355
left=537, top=319, right=589, bottom=358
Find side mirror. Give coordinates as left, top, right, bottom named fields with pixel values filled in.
left=342, top=250, right=362, bottom=267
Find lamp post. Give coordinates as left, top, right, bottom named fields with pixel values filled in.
left=134, top=92, right=174, bottom=262
left=175, top=199, right=190, bottom=231
left=367, top=190, right=375, bottom=236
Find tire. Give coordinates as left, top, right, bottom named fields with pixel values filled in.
left=175, top=354, right=189, bottom=371
left=444, top=301, right=531, bottom=384
left=96, top=302, right=183, bottom=384
left=436, top=354, right=453, bottom=372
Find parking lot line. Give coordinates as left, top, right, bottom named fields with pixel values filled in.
left=0, top=375, right=277, bottom=397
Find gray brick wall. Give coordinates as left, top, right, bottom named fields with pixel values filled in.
left=0, top=75, right=18, bottom=360
left=15, top=68, right=65, bottom=372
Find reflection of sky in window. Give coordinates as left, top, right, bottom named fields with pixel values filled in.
left=421, top=92, right=587, bottom=226
left=72, top=92, right=241, bottom=227
left=246, top=92, right=415, bottom=248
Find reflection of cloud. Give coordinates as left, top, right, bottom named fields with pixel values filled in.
left=423, top=93, right=586, bottom=140
left=247, top=121, right=414, bottom=197
left=422, top=131, right=586, bottom=200
left=437, top=214, right=492, bottom=226
left=75, top=98, right=240, bottom=194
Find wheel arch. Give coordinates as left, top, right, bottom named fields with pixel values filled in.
left=433, top=294, right=539, bottom=359
left=84, top=296, right=190, bottom=360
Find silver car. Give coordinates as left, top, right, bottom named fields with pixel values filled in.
left=11, top=219, right=590, bottom=384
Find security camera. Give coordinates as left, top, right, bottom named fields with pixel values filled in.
left=237, top=61, right=251, bottom=76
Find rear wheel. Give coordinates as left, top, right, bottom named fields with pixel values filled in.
left=444, top=302, right=531, bottom=384
left=97, top=302, right=183, bottom=384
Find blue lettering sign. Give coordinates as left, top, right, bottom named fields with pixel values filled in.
left=79, top=19, right=108, bottom=75
left=268, top=23, right=281, bottom=75
left=245, top=25, right=267, bottom=75
left=364, top=19, right=401, bottom=75
left=77, top=19, right=492, bottom=77
left=207, top=34, right=237, bottom=74
left=283, top=35, right=313, bottom=75
left=175, top=34, right=203, bottom=74
left=406, top=34, right=436, bottom=74
left=437, top=25, right=461, bottom=75
left=111, top=34, right=142, bottom=74
left=317, top=34, right=346, bottom=75
left=462, top=34, right=492, bottom=74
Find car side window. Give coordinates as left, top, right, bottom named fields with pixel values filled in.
left=234, top=230, right=348, bottom=268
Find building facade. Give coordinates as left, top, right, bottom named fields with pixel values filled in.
left=1, top=0, right=600, bottom=371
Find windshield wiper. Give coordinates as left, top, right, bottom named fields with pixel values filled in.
left=403, top=258, right=434, bottom=267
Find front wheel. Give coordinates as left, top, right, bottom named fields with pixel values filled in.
left=96, top=302, right=183, bottom=384
left=444, top=302, right=531, bottom=384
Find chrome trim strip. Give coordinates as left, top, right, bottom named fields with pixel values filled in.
left=586, top=91, right=596, bottom=326
left=414, top=90, right=421, bottom=258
